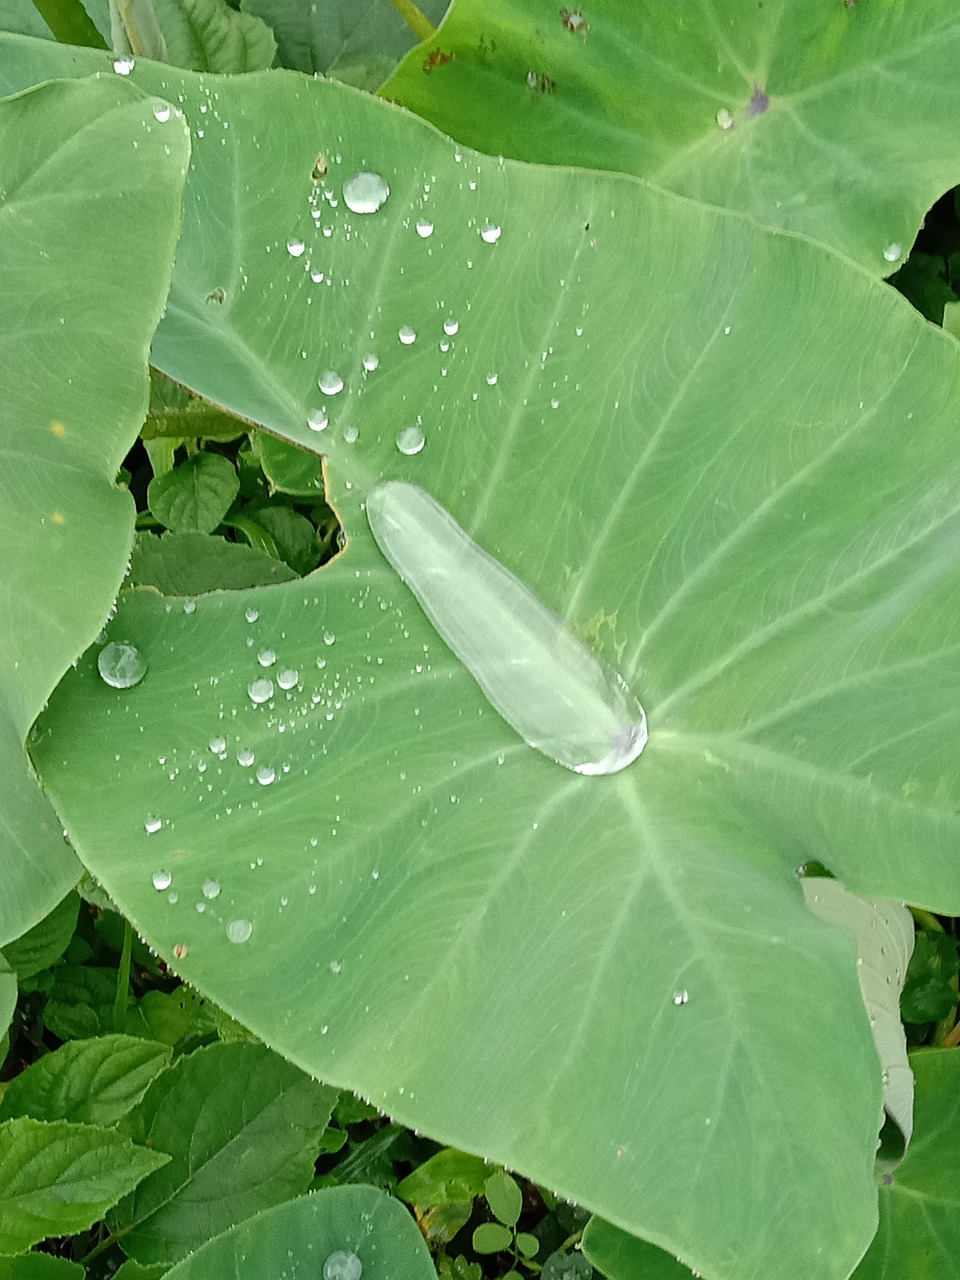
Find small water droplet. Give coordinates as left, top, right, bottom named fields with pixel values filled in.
left=398, top=325, right=417, bottom=345
left=286, top=237, right=306, bottom=257
left=209, top=735, right=226, bottom=754
left=202, top=878, right=221, bottom=899
left=673, top=990, right=689, bottom=1006
left=182, top=599, right=197, bottom=615
left=443, top=318, right=459, bottom=336
left=396, top=425, right=425, bottom=455
left=226, top=918, right=253, bottom=943
left=167, top=891, right=179, bottom=905
left=318, top=371, right=344, bottom=395
left=277, top=667, right=299, bottom=690
left=883, top=241, right=902, bottom=263
left=311, top=269, right=324, bottom=282
left=238, top=748, right=255, bottom=766
left=486, top=372, right=498, bottom=385
left=342, top=172, right=389, bottom=214
left=245, top=608, right=259, bottom=623
left=480, top=223, right=502, bottom=244
left=342, top=424, right=359, bottom=444
left=323, top=632, right=336, bottom=646
left=308, top=408, right=329, bottom=432
left=152, top=870, right=172, bottom=891
left=248, top=677, right=275, bottom=704
left=716, top=107, right=734, bottom=129
left=416, top=218, right=434, bottom=238
left=98, top=642, right=147, bottom=689
left=256, top=765, right=276, bottom=785
left=113, top=55, right=135, bottom=75
left=153, top=104, right=172, bottom=123
left=362, top=353, right=379, bottom=371
left=258, top=648, right=277, bottom=667
left=330, top=959, right=342, bottom=974
left=145, top=815, right=162, bottom=834
left=323, top=1253, right=362, bottom=1280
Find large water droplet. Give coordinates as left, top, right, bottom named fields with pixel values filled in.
left=209, top=735, right=226, bottom=754
left=226, top=918, right=253, bottom=943
left=416, top=218, right=434, bottom=238
left=323, top=1252, right=362, bottom=1280
left=258, top=648, right=277, bottom=667
left=479, top=223, right=502, bottom=244
left=398, top=325, right=417, bottom=345
left=286, top=237, right=306, bottom=257
left=98, top=642, right=147, bottom=689
left=238, top=748, right=255, bottom=766
left=153, top=104, right=172, bottom=123
left=318, top=371, right=344, bottom=396
left=256, top=765, right=276, bottom=786
left=396, top=425, right=425, bottom=455
left=443, top=318, right=459, bottom=336
left=366, top=482, right=648, bottom=775
left=113, top=55, right=135, bottom=75
left=202, top=878, right=221, bottom=899
left=152, top=870, right=173, bottom=891
left=883, top=242, right=902, bottom=263
left=277, top=667, right=299, bottom=690
left=248, top=677, right=275, bottom=704
left=342, top=172, right=389, bottom=214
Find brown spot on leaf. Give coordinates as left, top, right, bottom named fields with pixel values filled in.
left=206, top=287, right=225, bottom=304
left=311, top=153, right=328, bottom=182
left=526, top=70, right=557, bottom=95
left=423, top=48, right=456, bottom=74
left=560, top=7, right=588, bottom=38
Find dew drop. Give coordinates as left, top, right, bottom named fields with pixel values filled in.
left=248, top=677, right=275, bottom=704
left=342, top=171, right=390, bottom=214
left=152, top=870, right=172, bottom=891
left=286, top=237, right=306, bottom=257
left=202, top=878, right=221, bottom=899
left=883, top=242, right=902, bottom=263
left=716, top=107, right=734, bottom=129
left=486, top=372, right=498, bottom=386
left=416, top=218, right=434, bottom=238
left=323, top=632, right=336, bottom=646
left=245, top=608, right=259, bottom=623
left=323, top=1252, right=362, bottom=1280
left=479, top=223, right=502, bottom=244
left=238, top=748, right=255, bottom=766
left=342, top=424, right=359, bottom=444
left=258, top=648, right=277, bottom=668
left=145, top=815, right=162, bottom=834
left=98, top=642, right=147, bottom=689
left=398, top=325, right=417, bottom=345
left=362, top=353, right=379, bottom=371
left=318, top=371, right=344, bottom=396
left=113, top=55, right=135, bottom=75
left=226, top=918, right=253, bottom=943
left=673, top=990, right=689, bottom=1006
left=209, top=735, right=226, bottom=754
left=443, top=318, right=459, bottom=336
left=153, top=104, right=172, bottom=123
left=256, top=765, right=276, bottom=786
left=396, top=425, right=425, bottom=455
left=308, top=408, right=329, bottom=432
left=277, top=667, right=300, bottom=690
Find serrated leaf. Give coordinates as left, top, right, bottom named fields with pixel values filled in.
left=2, top=892, right=79, bottom=981
left=129, top=531, right=297, bottom=594
left=0, top=1254, right=85, bottom=1280
left=136, top=0, right=276, bottom=72
left=43, top=966, right=120, bottom=1041
left=803, top=879, right=915, bottom=1149
left=148, top=452, right=240, bottom=535
left=485, top=1171, right=522, bottom=1227
left=124, top=986, right=217, bottom=1048
left=0, top=1035, right=171, bottom=1128
left=108, top=1041, right=338, bottom=1263
left=0, top=1117, right=169, bottom=1253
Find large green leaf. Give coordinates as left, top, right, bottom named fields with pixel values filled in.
left=382, top=0, right=960, bottom=273
left=0, top=73, right=189, bottom=945
left=161, top=1186, right=435, bottom=1280
left=5, top=37, right=960, bottom=1280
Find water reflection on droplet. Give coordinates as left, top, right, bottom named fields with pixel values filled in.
left=396, top=425, right=425, bottom=455
left=113, top=56, right=135, bottom=75
left=342, top=172, right=389, bottom=214
left=248, top=677, right=274, bottom=704
left=318, top=371, right=344, bottom=395
left=416, top=218, right=434, bottom=238
left=226, top=918, right=253, bottom=943
left=98, top=642, right=147, bottom=689
left=152, top=870, right=172, bottom=891
left=308, top=408, right=329, bottom=432
left=479, top=223, right=502, bottom=244
left=398, top=325, right=417, bottom=345
left=323, top=1251, right=362, bottom=1280
left=286, top=238, right=306, bottom=257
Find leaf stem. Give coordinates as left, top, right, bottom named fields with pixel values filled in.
left=388, top=0, right=436, bottom=42
left=113, top=917, right=133, bottom=1033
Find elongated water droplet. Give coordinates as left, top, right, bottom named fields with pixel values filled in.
left=343, top=172, right=389, bottom=214
left=323, top=1252, right=362, bottom=1280
left=226, top=918, right=253, bottom=943
left=366, top=482, right=648, bottom=775
left=396, top=426, right=425, bottom=455
left=98, top=642, right=147, bottom=689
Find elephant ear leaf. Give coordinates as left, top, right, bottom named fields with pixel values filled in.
left=803, top=877, right=915, bottom=1152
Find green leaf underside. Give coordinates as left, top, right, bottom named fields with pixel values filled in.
left=129, top=531, right=297, bottom=594
left=0, top=1254, right=86, bottom=1280
left=108, top=1041, right=338, bottom=1263
left=0, top=72, right=188, bottom=944
left=2, top=892, right=79, bottom=979
left=383, top=0, right=960, bottom=273
left=0, top=1117, right=168, bottom=1254
left=3, top=34, right=960, bottom=1280
left=582, top=1216, right=697, bottom=1280
left=157, top=1185, right=435, bottom=1280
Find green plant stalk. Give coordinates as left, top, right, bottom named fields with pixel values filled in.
left=388, top=0, right=435, bottom=43
left=112, top=916, right=133, bottom=1033
left=30, top=0, right=107, bottom=48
